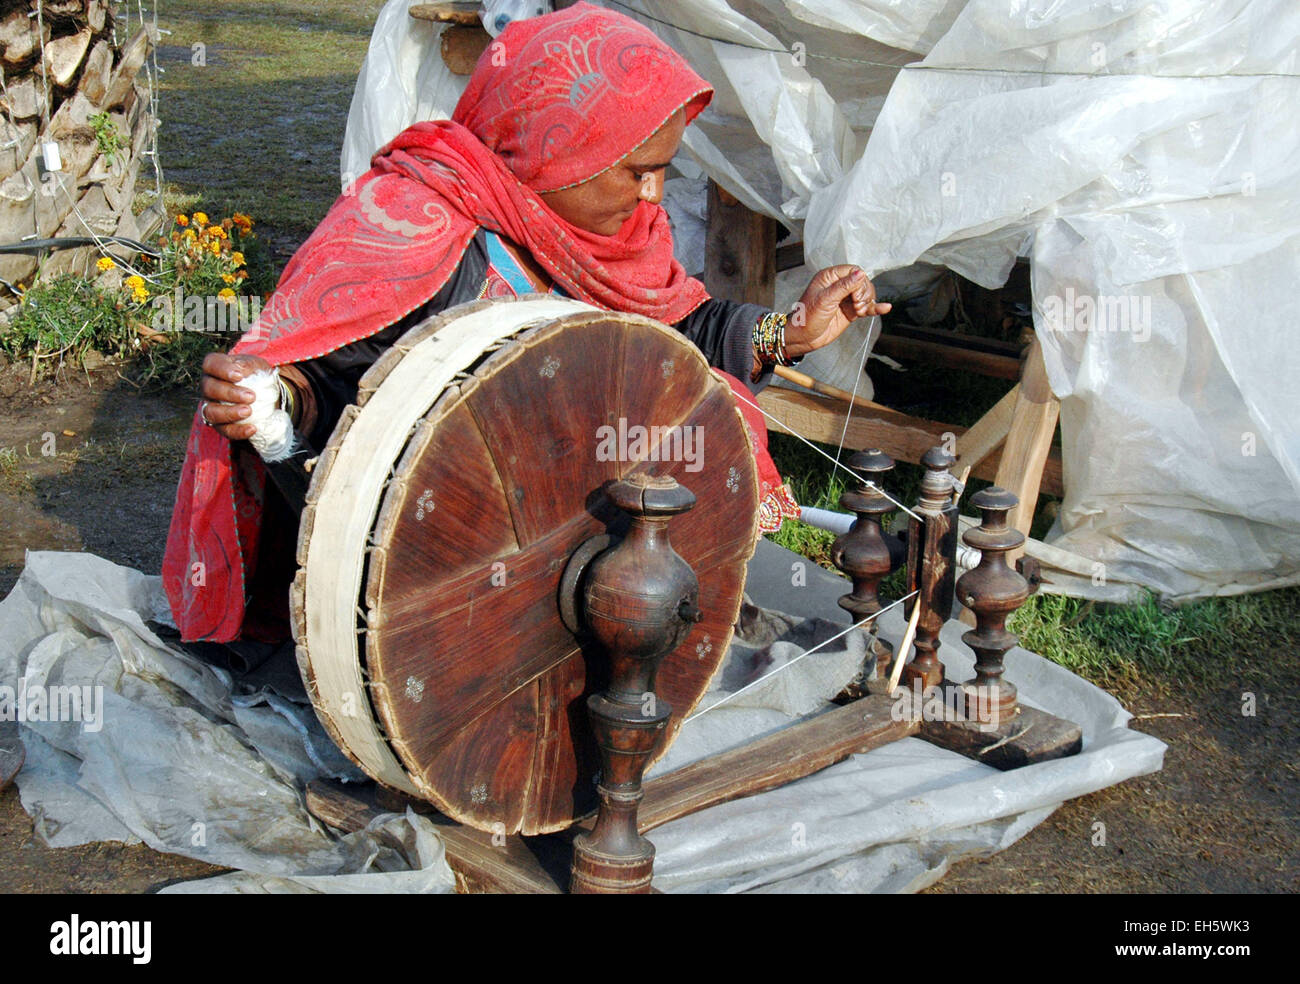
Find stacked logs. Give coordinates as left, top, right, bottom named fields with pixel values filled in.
left=0, top=0, right=158, bottom=309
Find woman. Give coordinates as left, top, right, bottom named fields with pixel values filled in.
left=165, top=3, right=889, bottom=643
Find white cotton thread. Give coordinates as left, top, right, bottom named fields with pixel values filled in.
left=242, top=369, right=296, bottom=463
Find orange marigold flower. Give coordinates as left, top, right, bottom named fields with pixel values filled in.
left=176, top=214, right=189, bottom=226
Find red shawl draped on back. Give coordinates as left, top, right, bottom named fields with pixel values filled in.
left=163, top=2, right=793, bottom=642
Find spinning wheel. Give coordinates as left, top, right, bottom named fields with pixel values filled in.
left=291, top=297, right=761, bottom=837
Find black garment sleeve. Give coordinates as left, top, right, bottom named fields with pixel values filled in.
left=671, top=298, right=772, bottom=392
left=293, top=230, right=491, bottom=452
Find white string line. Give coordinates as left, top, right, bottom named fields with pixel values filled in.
left=831, top=315, right=875, bottom=476
left=684, top=589, right=919, bottom=723
left=729, top=385, right=925, bottom=523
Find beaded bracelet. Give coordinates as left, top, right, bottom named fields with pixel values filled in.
left=752, top=311, right=800, bottom=369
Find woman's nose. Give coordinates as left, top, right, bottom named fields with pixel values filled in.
left=639, top=170, right=664, bottom=204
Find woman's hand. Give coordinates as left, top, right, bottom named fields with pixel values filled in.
left=199, top=352, right=273, bottom=441
left=783, top=265, right=891, bottom=360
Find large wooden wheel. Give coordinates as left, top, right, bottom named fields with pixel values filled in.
left=292, top=297, right=760, bottom=835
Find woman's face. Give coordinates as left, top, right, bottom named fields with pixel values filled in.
left=539, top=110, right=686, bottom=237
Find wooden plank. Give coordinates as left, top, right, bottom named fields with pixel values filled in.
left=305, top=779, right=565, bottom=894
left=954, top=384, right=1019, bottom=473
left=916, top=700, right=1083, bottom=770
left=994, top=338, right=1060, bottom=552
left=873, top=334, right=1023, bottom=380
left=704, top=180, right=776, bottom=307
left=888, top=324, right=1025, bottom=358
left=409, top=2, right=482, bottom=24
left=636, top=695, right=918, bottom=832
left=757, top=387, right=1064, bottom=497
left=440, top=24, right=491, bottom=75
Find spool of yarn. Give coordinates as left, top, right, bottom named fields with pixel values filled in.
left=240, top=369, right=296, bottom=463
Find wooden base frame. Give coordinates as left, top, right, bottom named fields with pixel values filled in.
left=305, top=661, right=1082, bottom=893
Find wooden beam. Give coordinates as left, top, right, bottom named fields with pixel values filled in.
left=993, top=338, right=1060, bottom=550
left=409, top=2, right=483, bottom=23
left=953, top=384, right=1019, bottom=473
left=637, top=695, right=917, bottom=832
left=872, top=333, right=1023, bottom=380
left=757, top=386, right=1065, bottom=497
left=888, top=324, right=1025, bottom=358
left=704, top=180, right=776, bottom=307
left=439, top=23, right=491, bottom=74
left=305, top=780, right=565, bottom=894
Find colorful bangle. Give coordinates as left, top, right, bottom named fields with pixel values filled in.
left=752, top=311, right=799, bottom=369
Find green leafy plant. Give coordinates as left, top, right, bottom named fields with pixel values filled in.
left=89, top=111, right=130, bottom=168
left=1, top=275, right=135, bottom=375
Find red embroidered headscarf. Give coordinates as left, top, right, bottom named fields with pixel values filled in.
left=163, top=3, right=791, bottom=643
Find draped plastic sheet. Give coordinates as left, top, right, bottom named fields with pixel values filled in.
left=341, top=0, right=1300, bottom=602
left=2, top=549, right=1163, bottom=893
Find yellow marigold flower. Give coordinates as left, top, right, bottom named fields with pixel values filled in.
left=208, top=226, right=227, bottom=239
left=193, top=211, right=209, bottom=227
left=183, top=228, right=196, bottom=241
left=231, top=251, right=245, bottom=266
left=96, top=257, right=116, bottom=272
left=176, top=214, right=189, bottom=227
left=218, top=287, right=236, bottom=302
left=125, top=275, right=145, bottom=290
left=222, top=273, right=235, bottom=284
left=132, top=286, right=148, bottom=303
left=209, top=241, right=221, bottom=255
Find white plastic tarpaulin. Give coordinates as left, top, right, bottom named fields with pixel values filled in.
left=340, top=0, right=1300, bottom=603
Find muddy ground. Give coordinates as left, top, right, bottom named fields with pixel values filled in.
left=0, top=366, right=1295, bottom=893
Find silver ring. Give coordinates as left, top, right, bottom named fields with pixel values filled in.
left=200, top=401, right=215, bottom=427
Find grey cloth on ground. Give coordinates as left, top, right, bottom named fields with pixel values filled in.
left=1, top=550, right=1164, bottom=892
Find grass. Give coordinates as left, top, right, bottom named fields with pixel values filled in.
left=140, top=0, right=388, bottom=238
left=1011, top=589, right=1300, bottom=693
left=0, top=447, right=31, bottom=494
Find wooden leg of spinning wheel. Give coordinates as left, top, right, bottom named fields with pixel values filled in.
left=571, top=695, right=670, bottom=893
left=567, top=474, right=702, bottom=894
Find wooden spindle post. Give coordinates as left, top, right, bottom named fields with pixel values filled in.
left=568, top=474, right=702, bottom=894
left=955, top=487, right=1028, bottom=726
left=830, top=448, right=905, bottom=680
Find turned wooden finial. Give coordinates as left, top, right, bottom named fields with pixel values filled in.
left=956, top=487, right=1028, bottom=725
left=831, top=448, right=904, bottom=679
left=568, top=474, right=701, bottom=894
left=903, top=446, right=959, bottom=691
